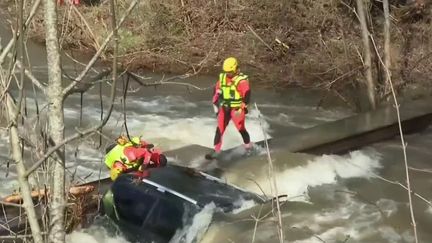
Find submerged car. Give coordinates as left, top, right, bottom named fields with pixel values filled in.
left=101, top=165, right=267, bottom=242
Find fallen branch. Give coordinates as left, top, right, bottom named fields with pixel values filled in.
left=0, top=232, right=47, bottom=240
left=2, top=185, right=95, bottom=204
left=0, top=201, right=24, bottom=208
left=247, top=25, right=273, bottom=52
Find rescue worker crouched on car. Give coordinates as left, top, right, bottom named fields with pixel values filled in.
left=105, top=135, right=167, bottom=181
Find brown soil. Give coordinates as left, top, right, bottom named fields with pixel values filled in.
left=2, top=0, right=432, bottom=108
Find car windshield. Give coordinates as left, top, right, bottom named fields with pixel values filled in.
left=113, top=179, right=158, bottom=226
left=112, top=175, right=194, bottom=232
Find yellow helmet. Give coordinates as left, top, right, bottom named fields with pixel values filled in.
left=222, top=57, right=238, bottom=73
left=116, top=135, right=129, bottom=145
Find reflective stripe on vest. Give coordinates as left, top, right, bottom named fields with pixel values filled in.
left=219, top=73, right=248, bottom=108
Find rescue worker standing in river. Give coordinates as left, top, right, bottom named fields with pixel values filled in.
left=207, top=57, right=252, bottom=159
left=105, top=135, right=167, bottom=180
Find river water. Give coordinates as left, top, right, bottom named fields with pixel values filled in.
left=1, top=20, right=432, bottom=243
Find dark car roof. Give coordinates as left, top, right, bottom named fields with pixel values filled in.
left=128, top=165, right=266, bottom=210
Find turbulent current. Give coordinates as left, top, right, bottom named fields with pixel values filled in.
left=1, top=23, right=432, bottom=243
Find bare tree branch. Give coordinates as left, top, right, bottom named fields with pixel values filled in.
left=254, top=103, right=284, bottom=243
left=127, top=71, right=213, bottom=91
left=370, top=33, right=419, bottom=242
left=25, top=1, right=124, bottom=179
left=0, top=1, right=44, bottom=242
left=62, top=0, right=139, bottom=97
left=374, top=174, right=431, bottom=207
left=0, top=0, right=46, bottom=92
left=409, top=166, right=432, bottom=174
left=15, top=58, right=46, bottom=91
left=247, top=25, right=274, bottom=52
left=63, top=69, right=112, bottom=96
left=0, top=0, right=42, bottom=65
left=71, top=4, right=102, bottom=52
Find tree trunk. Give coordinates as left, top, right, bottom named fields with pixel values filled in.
left=356, top=0, right=376, bottom=109
left=0, top=1, right=44, bottom=241
left=43, top=0, right=66, bottom=242
left=383, top=0, right=391, bottom=97
left=5, top=94, right=45, bottom=243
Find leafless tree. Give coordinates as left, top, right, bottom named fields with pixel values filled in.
left=356, top=0, right=376, bottom=109
left=370, top=1, right=419, bottom=240
left=0, top=0, right=44, bottom=242
left=1, top=0, right=138, bottom=242
left=383, top=0, right=391, bottom=97
left=42, top=1, right=67, bottom=242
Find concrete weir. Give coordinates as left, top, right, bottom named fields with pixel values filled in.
left=274, top=97, right=432, bottom=155
left=1, top=97, right=432, bottom=237
left=170, top=97, right=432, bottom=165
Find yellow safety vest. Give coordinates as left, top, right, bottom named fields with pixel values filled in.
left=104, top=142, right=139, bottom=170
left=219, top=73, right=248, bottom=108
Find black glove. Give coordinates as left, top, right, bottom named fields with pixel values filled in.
left=213, top=104, right=219, bottom=117
left=145, top=144, right=154, bottom=149
left=244, top=107, right=248, bottom=114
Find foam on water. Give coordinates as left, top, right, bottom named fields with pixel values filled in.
left=128, top=96, right=198, bottom=111
left=377, top=198, right=399, bottom=218
left=258, top=103, right=352, bottom=127
left=170, top=203, right=216, bottom=243
left=66, top=225, right=129, bottom=243
left=0, top=96, right=273, bottom=199
left=0, top=93, right=370, bottom=242
left=227, top=150, right=382, bottom=203
left=273, top=150, right=382, bottom=201
left=378, top=226, right=403, bottom=242
left=290, top=191, right=402, bottom=243
left=232, top=199, right=257, bottom=214
left=102, top=109, right=271, bottom=151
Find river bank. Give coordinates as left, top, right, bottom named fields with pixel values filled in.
left=1, top=0, right=432, bottom=110
left=1, top=3, right=432, bottom=241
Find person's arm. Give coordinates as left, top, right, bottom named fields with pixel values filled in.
left=124, top=147, right=151, bottom=164
left=212, top=80, right=221, bottom=115
left=212, top=80, right=221, bottom=105
left=237, top=79, right=250, bottom=112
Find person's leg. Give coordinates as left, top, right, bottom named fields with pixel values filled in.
left=213, top=107, right=231, bottom=152
left=231, top=108, right=251, bottom=147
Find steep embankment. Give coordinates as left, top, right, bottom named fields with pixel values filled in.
left=2, top=0, right=431, bottom=105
